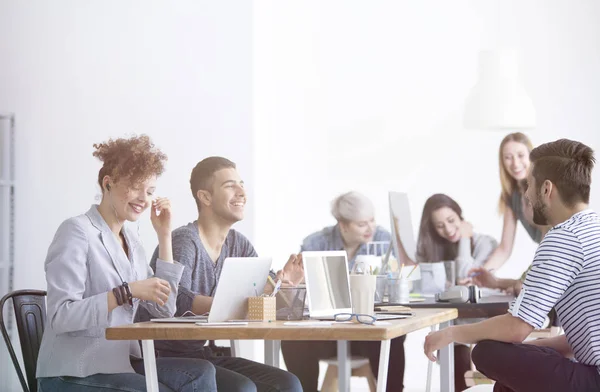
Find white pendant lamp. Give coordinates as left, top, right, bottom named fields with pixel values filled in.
left=463, top=49, right=536, bottom=130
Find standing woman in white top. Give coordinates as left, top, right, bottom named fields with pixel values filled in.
left=482, top=132, right=548, bottom=270
left=36, top=135, right=217, bottom=392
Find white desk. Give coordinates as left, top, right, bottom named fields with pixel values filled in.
left=106, top=308, right=458, bottom=392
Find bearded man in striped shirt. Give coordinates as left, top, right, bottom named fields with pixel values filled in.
left=425, top=138, right=600, bottom=392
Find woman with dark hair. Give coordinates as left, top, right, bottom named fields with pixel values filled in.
left=395, top=193, right=497, bottom=391
left=36, top=135, right=217, bottom=392
left=396, top=194, right=498, bottom=280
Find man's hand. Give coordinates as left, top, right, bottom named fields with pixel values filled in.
left=468, top=267, right=498, bottom=289
left=277, top=253, right=304, bottom=286
left=424, top=328, right=453, bottom=362
left=504, top=280, right=523, bottom=296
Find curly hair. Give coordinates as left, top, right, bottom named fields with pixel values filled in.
left=93, top=135, right=167, bottom=191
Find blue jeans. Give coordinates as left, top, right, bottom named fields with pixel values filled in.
left=157, top=348, right=302, bottom=392
left=38, top=357, right=217, bottom=392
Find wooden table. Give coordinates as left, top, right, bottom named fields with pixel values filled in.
left=106, top=308, right=458, bottom=392
left=382, top=294, right=513, bottom=319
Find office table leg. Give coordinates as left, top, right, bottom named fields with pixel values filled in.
left=439, top=321, right=455, bottom=392
left=337, top=340, right=351, bottom=392
left=264, top=340, right=281, bottom=368
left=230, top=340, right=240, bottom=357
left=376, top=339, right=391, bottom=392
left=141, top=340, right=160, bottom=392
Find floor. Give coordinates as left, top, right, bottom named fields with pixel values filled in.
left=313, top=327, right=442, bottom=391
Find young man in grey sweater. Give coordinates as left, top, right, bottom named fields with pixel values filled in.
left=137, top=156, right=303, bottom=392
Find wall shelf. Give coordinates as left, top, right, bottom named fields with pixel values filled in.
left=0, top=113, right=15, bottom=388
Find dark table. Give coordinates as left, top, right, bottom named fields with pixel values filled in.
left=378, top=294, right=513, bottom=319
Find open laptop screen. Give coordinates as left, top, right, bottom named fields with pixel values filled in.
left=302, top=251, right=352, bottom=318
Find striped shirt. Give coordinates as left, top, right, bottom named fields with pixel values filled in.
left=510, top=209, right=600, bottom=371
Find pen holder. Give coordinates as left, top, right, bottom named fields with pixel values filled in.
left=388, top=278, right=411, bottom=303
left=248, top=296, right=277, bottom=321
left=276, top=287, right=307, bottom=320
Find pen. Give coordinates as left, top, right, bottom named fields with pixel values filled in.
left=406, top=264, right=418, bottom=279
left=468, top=269, right=495, bottom=278
left=271, top=280, right=282, bottom=297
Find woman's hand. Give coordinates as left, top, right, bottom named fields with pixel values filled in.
left=129, top=278, right=171, bottom=306
left=151, top=197, right=172, bottom=238
left=468, top=267, right=498, bottom=289
left=277, top=254, right=304, bottom=286
left=459, top=221, right=473, bottom=239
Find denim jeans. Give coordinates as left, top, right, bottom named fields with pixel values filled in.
left=38, top=357, right=217, bottom=392
left=472, top=340, right=600, bottom=392
left=156, top=347, right=302, bottom=392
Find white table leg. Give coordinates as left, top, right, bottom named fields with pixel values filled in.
left=376, top=339, right=391, bottom=392
left=426, top=324, right=439, bottom=392
left=439, top=321, right=455, bottom=392
left=264, top=340, right=281, bottom=367
left=230, top=340, right=240, bottom=357
left=141, top=340, right=160, bottom=392
left=337, top=340, right=350, bottom=392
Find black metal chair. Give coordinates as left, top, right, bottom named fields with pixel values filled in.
left=0, top=290, right=47, bottom=392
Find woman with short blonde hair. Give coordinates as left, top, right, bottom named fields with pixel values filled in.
left=282, top=191, right=406, bottom=392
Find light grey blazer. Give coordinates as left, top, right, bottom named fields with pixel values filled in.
left=36, top=205, right=184, bottom=378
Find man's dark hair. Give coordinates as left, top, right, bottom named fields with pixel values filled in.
left=190, top=157, right=236, bottom=211
left=529, top=139, right=595, bottom=206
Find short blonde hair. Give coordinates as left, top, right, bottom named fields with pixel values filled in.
left=331, top=191, right=375, bottom=223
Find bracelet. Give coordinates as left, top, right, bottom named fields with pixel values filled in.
left=122, top=282, right=133, bottom=306
left=112, top=287, right=124, bottom=306
left=119, top=286, right=129, bottom=306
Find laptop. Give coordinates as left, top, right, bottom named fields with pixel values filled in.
left=302, top=251, right=413, bottom=321
left=151, top=257, right=272, bottom=323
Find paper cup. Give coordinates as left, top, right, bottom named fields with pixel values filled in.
left=350, top=274, right=377, bottom=316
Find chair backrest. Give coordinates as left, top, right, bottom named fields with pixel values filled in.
left=0, top=290, right=47, bottom=392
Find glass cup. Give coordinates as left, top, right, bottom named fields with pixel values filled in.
left=375, top=275, right=388, bottom=303
left=444, top=260, right=456, bottom=289
left=388, top=278, right=410, bottom=303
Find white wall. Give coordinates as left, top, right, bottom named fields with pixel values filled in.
left=0, top=1, right=253, bottom=389
left=253, top=0, right=600, bottom=277
left=0, top=0, right=254, bottom=290
left=253, top=1, right=600, bottom=390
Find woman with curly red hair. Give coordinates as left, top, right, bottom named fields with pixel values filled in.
left=36, top=135, right=217, bottom=392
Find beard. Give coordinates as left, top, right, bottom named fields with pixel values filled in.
left=531, top=190, right=549, bottom=226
